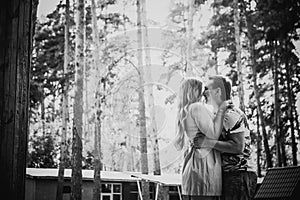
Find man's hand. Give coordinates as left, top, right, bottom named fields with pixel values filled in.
left=193, top=134, right=215, bottom=149
left=193, top=132, right=245, bottom=154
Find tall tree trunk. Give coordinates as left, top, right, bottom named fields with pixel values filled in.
left=246, top=18, right=273, bottom=168
left=233, top=0, right=245, bottom=112
left=272, top=41, right=282, bottom=167
left=71, top=0, right=84, bottom=199
left=51, top=95, right=56, bottom=122
left=285, top=39, right=298, bottom=166
left=185, top=0, right=195, bottom=76
left=213, top=0, right=219, bottom=75
left=140, top=0, right=161, bottom=176
left=124, top=1, right=136, bottom=173
left=56, top=0, right=70, bottom=199
left=83, top=0, right=89, bottom=140
left=137, top=0, right=150, bottom=199
left=0, top=0, right=36, bottom=199
left=121, top=0, right=136, bottom=172
left=253, top=60, right=272, bottom=169
left=256, top=112, right=262, bottom=177
left=41, top=95, right=46, bottom=135
left=91, top=0, right=102, bottom=199
left=294, top=106, right=300, bottom=157
left=141, top=0, right=163, bottom=198
left=280, top=127, right=287, bottom=166
left=294, top=106, right=300, bottom=141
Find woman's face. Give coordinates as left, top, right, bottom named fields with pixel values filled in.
left=204, top=80, right=218, bottom=105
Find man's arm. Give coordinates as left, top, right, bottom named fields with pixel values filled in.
left=193, top=131, right=245, bottom=154
left=210, top=132, right=244, bottom=154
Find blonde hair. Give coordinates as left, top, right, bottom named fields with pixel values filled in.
left=174, top=77, right=203, bottom=150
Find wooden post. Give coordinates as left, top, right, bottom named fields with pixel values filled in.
left=137, top=180, right=143, bottom=200
left=0, top=0, right=36, bottom=199
left=155, top=184, right=159, bottom=200
left=177, top=186, right=182, bottom=200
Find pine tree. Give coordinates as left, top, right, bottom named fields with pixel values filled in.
left=244, top=0, right=273, bottom=168
left=137, top=0, right=150, bottom=199
left=56, top=0, right=70, bottom=199
left=71, top=0, right=84, bottom=199
left=91, top=0, right=102, bottom=199
left=186, top=0, right=196, bottom=76
left=233, top=0, right=245, bottom=112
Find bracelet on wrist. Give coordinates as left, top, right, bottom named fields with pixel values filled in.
left=218, top=109, right=225, bottom=113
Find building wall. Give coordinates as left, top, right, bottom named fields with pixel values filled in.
left=25, top=177, right=181, bottom=200
left=25, top=178, right=138, bottom=200
left=25, top=179, right=36, bottom=200
left=35, top=179, right=59, bottom=200
left=82, top=181, right=93, bottom=200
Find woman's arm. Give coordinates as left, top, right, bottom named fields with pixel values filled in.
left=211, top=104, right=227, bottom=138
left=190, top=101, right=229, bottom=139
left=193, top=107, right=246, bottom=154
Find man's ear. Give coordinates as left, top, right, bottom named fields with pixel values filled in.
left=216, top=87, right=225, bottom=100
left=216, top=87, right=222, bottom=96
left=217, top=87, right=227, bottom=101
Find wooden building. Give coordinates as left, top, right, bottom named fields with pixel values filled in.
left=26, top=168, right=182, bottom=200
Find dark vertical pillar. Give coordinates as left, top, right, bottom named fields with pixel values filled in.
left=0, top=0, right=35, bottom=199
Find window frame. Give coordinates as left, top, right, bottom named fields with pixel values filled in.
left=100, top=183, right=122, bottom=200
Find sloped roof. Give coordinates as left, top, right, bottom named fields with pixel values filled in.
left=26, top=168, right=181, bottom=185
left=131, top=173, right=181, bottom=186
left=26, top=168, right=141, bottom=182
left=254, top=166, right=300, bottom=199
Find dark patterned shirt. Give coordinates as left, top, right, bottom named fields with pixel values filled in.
left=219, top=107, right=255, bottom=172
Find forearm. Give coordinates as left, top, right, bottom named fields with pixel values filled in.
left=208, top=139, right=244, bottom=154
left=212, top=108, right=225, bottom=138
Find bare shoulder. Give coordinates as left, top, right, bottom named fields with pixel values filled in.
left=189, top=102, right=206, bottom=112
left=189, top=102, right=211, bottom=117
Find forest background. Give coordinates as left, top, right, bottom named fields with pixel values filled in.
left=28, top=0, right=300, bottom=199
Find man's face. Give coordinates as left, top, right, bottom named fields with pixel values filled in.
left=204, top=79, right=219, bottom=105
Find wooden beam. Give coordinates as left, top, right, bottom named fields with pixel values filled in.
left=0, top=0, right=35, bottom=199
left=177, top=185, right=182, bottom=200
left=136, top=180, right=143, bottom=200
left=155, top=183, right=159, bottom=200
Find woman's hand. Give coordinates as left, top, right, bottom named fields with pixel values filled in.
left=219, top=100, right=233, bottom=111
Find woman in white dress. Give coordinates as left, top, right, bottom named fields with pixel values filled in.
left=174, top=77, right=230, bottom=200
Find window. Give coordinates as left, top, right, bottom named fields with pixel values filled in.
left=129, top=182, right=138, bottom=199
left=169, top=186, right=181, bottom=200
left=129, top=182, right=155, bottom=200
left=101, top=183, right=122, bottom=200
left=63, top=185, right=71, bottom=200
left=63, top=186, right=71, bottom=193
left=102, top=184, right=112, bottom=193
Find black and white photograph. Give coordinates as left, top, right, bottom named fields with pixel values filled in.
left=1, top=0, right=300, bottom=200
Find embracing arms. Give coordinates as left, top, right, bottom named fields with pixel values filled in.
left=193, top=131, right=245, bottom=154
left=190, top=100, right=232, bottom=140
left=193, top=107, right=246, bottom=154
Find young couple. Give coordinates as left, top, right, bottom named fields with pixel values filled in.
left=174, top=76, right=257, bottom=200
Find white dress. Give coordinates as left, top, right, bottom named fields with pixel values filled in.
left=181, top=102, right=222, bottom=196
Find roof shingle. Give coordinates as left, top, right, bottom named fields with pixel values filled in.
left=254, top=166, right=300, bottom=199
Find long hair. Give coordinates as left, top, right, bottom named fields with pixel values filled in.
left=174, top=77, right=203, bottom=150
